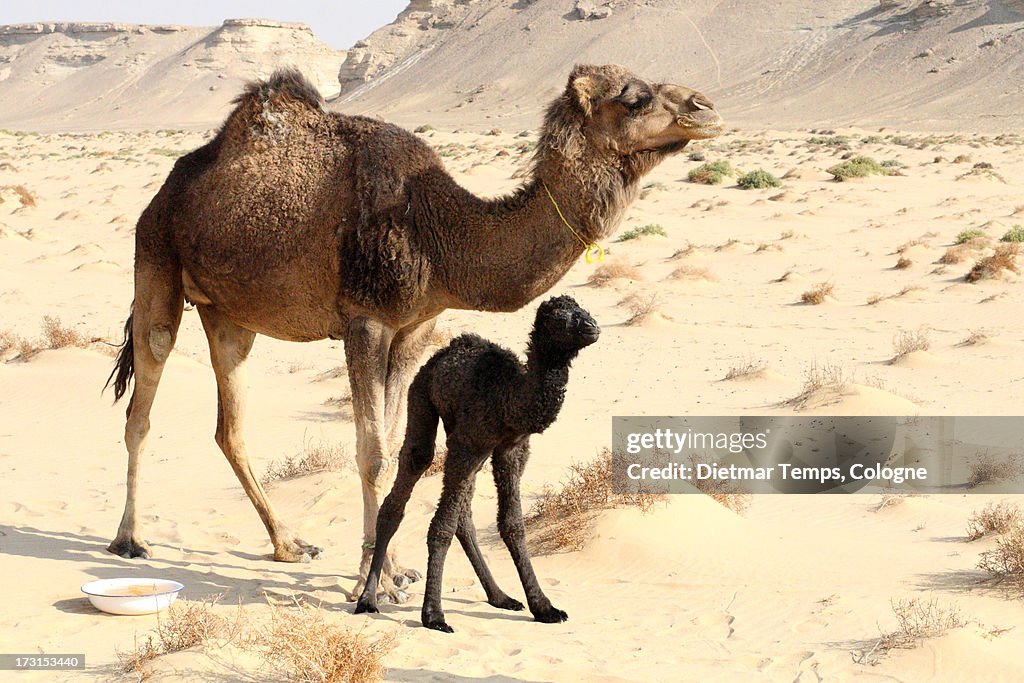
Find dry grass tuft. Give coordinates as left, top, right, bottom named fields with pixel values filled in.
left=894, top=256, right=912, bottom=270
left=117, top=598, right=234, bottom=680
left=41, top=316, right=91, bottom=350
left=722, top=357, right=767, bottom=381
left=891, top=327, right=930, bottom=363
left=965, top=243, right=1020, bottom=282
left=967, top=502, right=1021, bottom=541
left=668, top=265, right=716, bottom=281
left=587, top=262, right=641, bottom=287
left=958, top=329, right=991, bottom=346
left=619, top=293, right=662, bottom=326
left=686, top=454, right=752, bottom=514
left=262, top=439, right=348, bottom=485
left=800, top=281, right=834, bottom=304
left=1, top=184, right=37, bottom=207
left=258, top=601, right=396, bottom=683
left=784, top=361, right=846, bottom=409
left=938, top=244, right=973, bottom=264
left=528, top=450, right=664, bottom=553
left=967, top=451, right=1024, bottom=488
left=857, top=598, right=965, bottom=664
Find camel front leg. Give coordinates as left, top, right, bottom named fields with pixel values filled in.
left=381, top=317, right=436, bottom=586
left=345, top=316, right=405, bottom=602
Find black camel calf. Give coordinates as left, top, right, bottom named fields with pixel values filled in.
left=355, top=295, right=600, bottom=632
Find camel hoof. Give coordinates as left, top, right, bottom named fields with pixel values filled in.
left=534, top=606, right=568, bottom=624
left=491, top=596, right=525, bottom=612
left=379, top=589, right=409, bottom=606
left=393, top=573, right=411, bottom=590
left=401, top=568, right=423, bottom=583
left=354, top=599, right=379, bottom=615
left=274, top=539, right=323, bottom=563
left=424, top=619, right=454, bottom=634
left=108, top=536, right=152, bottom=560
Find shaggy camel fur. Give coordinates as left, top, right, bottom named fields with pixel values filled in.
left=105, top=65, right=722, bottom=601
left=356, top=296, right=599, bottom=632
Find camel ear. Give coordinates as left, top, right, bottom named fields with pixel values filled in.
left=571, top=75, right=599, bottom=117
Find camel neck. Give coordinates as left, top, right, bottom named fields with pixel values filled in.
left=425, top=158, right=632, bottom=313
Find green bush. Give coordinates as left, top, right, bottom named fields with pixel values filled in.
left=826, top=156, right=893, bottom=181
left=1001, top=225, right=1024, bottom=243
left=955, top=228, right=987, bottom=244
left=736, top=169, right=781, bottom=189
left=687, top=160, right=733, bottom=185
left=616, top=224, right=667, bottom=242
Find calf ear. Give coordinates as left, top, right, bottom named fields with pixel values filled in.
left=572, top=75, right=598, bottom=117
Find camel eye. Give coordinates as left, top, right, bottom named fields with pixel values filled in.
left=616, top=85, right=652, bottom=113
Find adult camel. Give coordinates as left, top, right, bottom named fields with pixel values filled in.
left=105, top=63, right=723, bottom=600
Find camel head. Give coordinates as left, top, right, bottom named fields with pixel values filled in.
left=532, top=295, right=601, bottom=352
left=548, top=64, right=723, bottom=162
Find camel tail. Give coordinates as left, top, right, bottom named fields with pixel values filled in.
left=105, top=306, right=135, bottom=402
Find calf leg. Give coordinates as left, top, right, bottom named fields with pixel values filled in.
left=456, top=498, right=524, bottom=612
left=493, top=442, right=567, bottom=624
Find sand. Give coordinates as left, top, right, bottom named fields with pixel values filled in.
left=1, top=122, right=1023, bottom=681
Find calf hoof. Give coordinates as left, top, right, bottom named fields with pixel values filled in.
left=533, top=606, right=569, bottom=624
left=354, top=598, right=379, bottom=615
left=380, top=588, right=410, bottom=605
left=490, top=596, right=525, bottom=612
left=108, top=536, right=152, bottom=560
left=424, top=619, right=455, bottom=633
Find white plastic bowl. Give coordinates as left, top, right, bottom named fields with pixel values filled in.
left=80, top=578, right=184, bottom=616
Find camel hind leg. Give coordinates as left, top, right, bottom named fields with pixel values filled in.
left=197, top=306, right=321, bottom=563
left=108, top=262, right=184, bottom=559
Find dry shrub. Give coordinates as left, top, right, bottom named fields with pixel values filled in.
left=967, top=502, right=1021, bottom=541
left=784, top=361, right=846, bottom=409
left=587, top=262, right=641, bottom=287
left=41, top=315, right=90, bottom=349
left=669, top=265, right=715, bottom=281
left=858, top=598, right=965, bottom=664
left=800, top=281, right=834, bottom=304
left=619, top=293, right=661, bottom=326
left=263, top=439, right=347, bottom=485
left=958, top=329, right=990, bottom=346
left=891, top=327, right=930, bottom=363
left=686, top=454, right=752, bottom=513
left=258, top=602, right=396, bottom=683
left=773, top=269, right=795, bottom=283
left=938, top=244, right=972, bottom=264
left=722, top=357, right=767, bottom=381
left=965, top=243, right=1020, bottom=282
left=528, top=450, right=664, bottom=552
left=117, top=598, right=233, bottom=679
left=977, top=523, right=1024, bottom=580
left=1, top=184, right=37, bottom=207
left=967, top=451, right=1024, bottom=488
left=894, top=256, right=912, bottom=270
left=0, top=329, right=27, bottom=357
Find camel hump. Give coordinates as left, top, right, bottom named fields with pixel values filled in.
left=232, top=68, right=324, bottom=110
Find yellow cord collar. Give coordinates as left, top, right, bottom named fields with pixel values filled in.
left=541, top=181, right=604, bottom=264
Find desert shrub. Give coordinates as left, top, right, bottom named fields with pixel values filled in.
left=1000, top=225, right=1024, bottom=243
left=722, top=358, right=767, bottom=381
left=858, top=598, right=965, bottom=664
left=616, top=223, right=666, bottom=241
left=620, top=293, right=662, bottom=325
left=967, top=502, right=1021, bottom=541
left=965, top=243, right=1020, bottom=282
left=894, top=256, right=912, bottom=269
left=414, top=124, right=434, bottom=133
left=939, top=244, right=973, bottom=263
left=967, top=451, right=1023, bottom=488
left=0, top=184, right=37, bottom=207
left=736, top=169, right=781, bottom=189
left=881, top=159, right=906, bottom=169
left=528, top=450, right=664, bottom=552
left=952, top=154, right=971, bottom=163
left=891, top=328, right=930, bottom=362
left=784, top=361, right=846, bottom=409
left=117, top=599, right=232, bottom=678
left=41, top=316, right=90, bottom=349
left=669, top=265, right=715, bottom=281
left=258, top=602, right=396, bottom=683
left=826, top=156, right=892, bottom=181
left=687, top=150, right=706, bottom=162
left=587, top=262, right=641, bottom=287
left=977, top=523, right=1024, bottom=580
left=800, top=281, right=834, bottom=304
left=955, top=228, right=987, bottom=244
left=687, top=160, right=733, bottom=184
left=686, top=453, right=752, bottom=513
left=262, top=439, right=347, bottom=485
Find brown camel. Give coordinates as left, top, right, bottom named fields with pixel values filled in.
left=105, top=64, right=723, bottom=601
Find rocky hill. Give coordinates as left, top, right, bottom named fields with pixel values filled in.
left=334, top=0, right=1024, bottom=133
left=0, top=20, right=345, bottom=131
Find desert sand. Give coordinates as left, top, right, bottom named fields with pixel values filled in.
left=2, top=1, right=1024, bottom=681
left=2, top=123, right=1023, bottom=681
